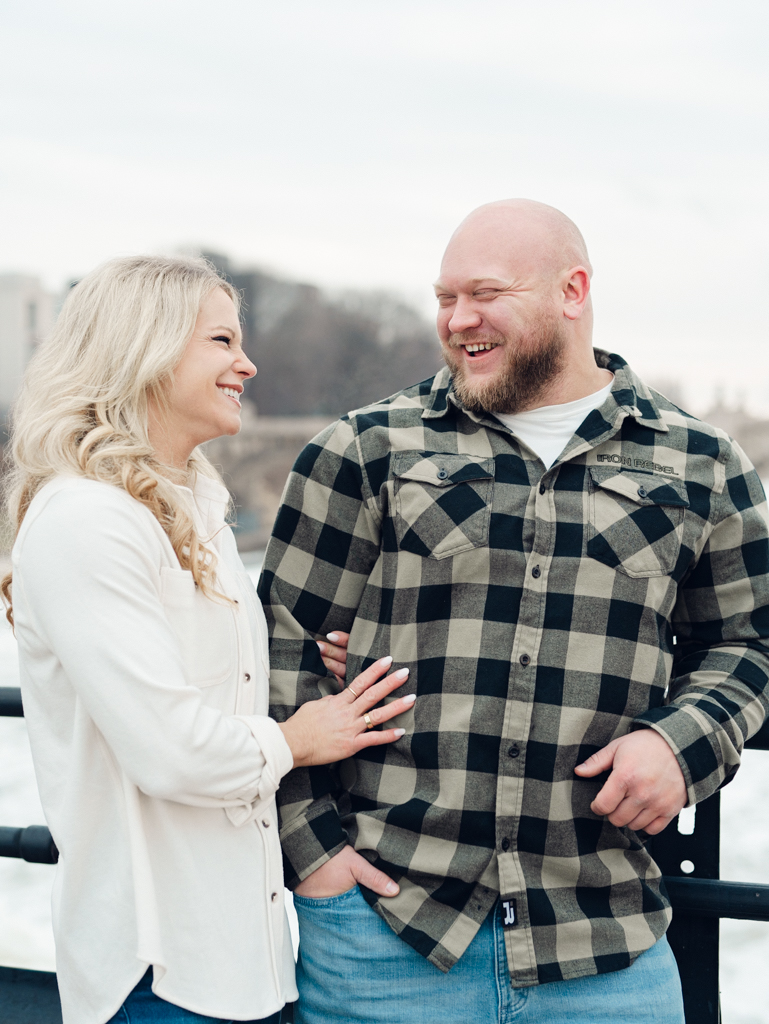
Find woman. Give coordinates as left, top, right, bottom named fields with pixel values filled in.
left=0, top=256, right=414, bottom=1024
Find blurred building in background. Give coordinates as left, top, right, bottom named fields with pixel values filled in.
left=701, top=401, right=769, bottom=480
left=205, top=405, right=334, bottom=551
left=0, top=275, right=55, bottom=420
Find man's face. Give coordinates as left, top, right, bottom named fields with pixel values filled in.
left=434, top=237, right=566, bottom=415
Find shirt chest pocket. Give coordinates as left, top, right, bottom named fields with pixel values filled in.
left=159, top=567, right=238, bottom=687
left=587, top=468, right=689, bottom=578
left=393, top=452, right=494, bottom=560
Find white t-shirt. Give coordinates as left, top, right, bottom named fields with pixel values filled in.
left=494, top=377, right=614, bottom=469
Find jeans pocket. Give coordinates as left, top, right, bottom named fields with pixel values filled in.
left=292, top=885, right=360, bottom=910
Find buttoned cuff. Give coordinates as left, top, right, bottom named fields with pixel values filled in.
left=279, top=801, right=348, bottom=888
left=631, top=703, right=740, bottom=805
left=224, top=715, right=295, bottom=827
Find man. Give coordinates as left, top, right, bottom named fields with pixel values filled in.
left=260, top=200, right=769, bottom=1023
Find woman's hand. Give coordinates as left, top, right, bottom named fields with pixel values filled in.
left=317, top=631, right=349, bottom=685
left=279, top=657, right=414, bottom=768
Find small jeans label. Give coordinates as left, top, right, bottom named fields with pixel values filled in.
left=500, top=897, right=517, bottom=928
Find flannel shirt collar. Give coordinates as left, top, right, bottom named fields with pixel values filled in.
left=422, top=348, right=670, bottom=437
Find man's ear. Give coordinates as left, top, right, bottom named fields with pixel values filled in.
left=562, top=267, right=590, bottom=321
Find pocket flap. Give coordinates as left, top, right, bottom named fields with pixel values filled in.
left=588, top=467, right=689, bottom=508
left=159, top=566, right=196, bottom=606
left=393, top=452, right=494, bottom=487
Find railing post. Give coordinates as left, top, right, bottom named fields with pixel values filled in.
left=650, top=792, right=721, bottom=1024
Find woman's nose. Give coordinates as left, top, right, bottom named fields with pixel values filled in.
left=238, top=353, right=257, bottom=379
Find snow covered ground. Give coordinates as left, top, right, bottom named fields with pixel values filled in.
left=1, top=555, right=768, bottom=1022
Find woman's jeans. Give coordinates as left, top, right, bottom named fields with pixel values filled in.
left=106, top=969, right=282, bottom=1024
left=292, top=884, right=685, bottom=1024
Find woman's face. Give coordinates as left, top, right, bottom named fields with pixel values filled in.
left=150, top=287, right=256, bottom=468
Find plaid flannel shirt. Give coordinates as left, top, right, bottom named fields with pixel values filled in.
left=260, top=350, right=769, bottom=987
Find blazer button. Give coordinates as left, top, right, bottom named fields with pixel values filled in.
left=262, top=819, right=270, bottom=828
left=271, top=892, right=278, bottom=902
left=244, top=673, right=251, bottom=682
left=519, top=654, right=531, bottom=666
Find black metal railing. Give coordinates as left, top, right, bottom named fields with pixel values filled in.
left=646, top=719, right=769, bottom=1023
left=0, top=687, right=24, bottom=717
left=1, top=685, right=768, bottom=1024
left=0, top=688, right=62, bottom=1022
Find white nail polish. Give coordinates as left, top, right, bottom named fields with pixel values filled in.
left=394, top=728, right=405, bottom=737
left=402, top=693, right=416, bottom=703
left=326, top=633, right=340, bottom=642
left=380, top=655, right=393, bottom=666
left=393, top=667, right=409, bottom=679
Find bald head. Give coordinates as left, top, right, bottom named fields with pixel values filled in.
left=443, top=199, right=592, bottom=283
left=434, top=198, right=605, bottom=414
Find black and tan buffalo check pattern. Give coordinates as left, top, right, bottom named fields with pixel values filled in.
left=260, top=350, right=769, bottom=987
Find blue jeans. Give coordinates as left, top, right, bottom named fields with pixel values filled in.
left=106, top=968, right=282, bottom=1023
left=292, top=885, right=685, bottom=1024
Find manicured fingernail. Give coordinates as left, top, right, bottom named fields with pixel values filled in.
left=392, top=668, right=409, bottom=680
left=316, top=641, right=326, bottom=653
left=379, top=655, right=393, bottom=666
left=402, top=693, right=416, bottom=703
left=326, top=633, right=340, bottom=642
left=394, top=728, right=405, bottom=738
left=385, top=882, right=398, bottom=895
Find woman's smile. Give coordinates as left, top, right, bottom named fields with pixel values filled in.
left=217, top=383, right=243, bottom=405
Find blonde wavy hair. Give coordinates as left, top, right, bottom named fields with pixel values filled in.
left=1, top=254, right=240, bottom=626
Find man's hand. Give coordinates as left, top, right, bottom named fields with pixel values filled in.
left=293, top=845, right=399, bottom=899
left=316, top=631, right=349, bottom=687
left=574, top=729, right=688, bottom=835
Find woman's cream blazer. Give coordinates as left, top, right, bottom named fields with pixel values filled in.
left=12, top=474, right=297, bottom=1024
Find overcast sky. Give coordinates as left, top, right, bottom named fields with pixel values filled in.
left=1, top=0, right=767, bottom=414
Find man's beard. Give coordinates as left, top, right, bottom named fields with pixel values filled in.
left=443, top=317, right=566, bottom=415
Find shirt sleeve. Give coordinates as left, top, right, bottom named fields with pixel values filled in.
left=14, top=484, right=293, bottom=823
left=631, top=440, right=769, bottom=804
left=259, top=418, right=382, bottom=886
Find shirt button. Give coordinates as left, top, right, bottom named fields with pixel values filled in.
left=508, top=745, right=520, bottom=758
left=501, top=838, right=511, bottom=852
left=437, top=468, right=448, bottom=480
left=271, top=892, right=278, bottom=902
left=638, top=487, right=648, bottom=499
left=262, top=819, right=270, bottom=828
left=539, top=483, right=546, bottom=495
left=531, top=566, right=541, bottom=579
left=519, top=654, right=531, bottom=666
left=244, top=673, right=251, bottom=682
